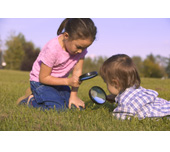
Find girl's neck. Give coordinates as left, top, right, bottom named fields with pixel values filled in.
left=58, top=34, right=66, bottom=50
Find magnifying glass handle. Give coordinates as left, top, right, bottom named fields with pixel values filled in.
left=106, top=94, right=116, bottom=103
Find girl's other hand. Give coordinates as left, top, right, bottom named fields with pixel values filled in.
left=68, top=96, right=85, bottom=110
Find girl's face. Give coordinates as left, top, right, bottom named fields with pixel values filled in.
left=63, top=33, right=93, bottom=55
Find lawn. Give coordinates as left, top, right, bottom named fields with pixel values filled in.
left=1, top=70, right=170, bottom=131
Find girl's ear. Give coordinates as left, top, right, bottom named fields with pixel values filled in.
left=63, top=32, right=69, bottom=40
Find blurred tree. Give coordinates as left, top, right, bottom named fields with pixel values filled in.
left=83, top=56, right=107, bottom=74
left=4, top=33, right=25, bottom=70
left=20, top=42, right=40, bottom=71
left=0, top=37, right=2, bottom=69
left=165, top=56, right=170, bottom=78
left=83, top=57, right=95, bottom=73
left=143, top=54, right=165, bottom=78
left=132, top=56, right=144, bottom=77
left=155, top=55, right=167, bottom=78
left=4, top=33, right=40, bottom=71
left=156, top=55, right=167, bottom=68
left=93, top=56, right=107, bottom=73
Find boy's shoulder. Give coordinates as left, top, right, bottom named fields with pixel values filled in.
left=116, top=86, right=158, bottom=106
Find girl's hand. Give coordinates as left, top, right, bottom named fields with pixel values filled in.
left=106, top=94, right=116, bottom=103
left=68, top=95, right=85, bottom=110
left=67, top=75, right=81, bottom=87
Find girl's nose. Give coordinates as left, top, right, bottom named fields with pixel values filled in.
left=77, top=49, right=82, bottom=54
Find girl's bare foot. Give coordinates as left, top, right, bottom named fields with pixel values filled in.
left=27, top=95, right=34, bottom=105
left=16, top=87, right=32, bottom=105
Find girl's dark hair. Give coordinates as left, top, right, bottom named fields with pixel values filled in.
left=100, top=54, right=141, bottom=91
left=57, top=18, right=97, bottom=41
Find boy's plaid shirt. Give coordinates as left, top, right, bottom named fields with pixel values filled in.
left=113, top=86, right=170, bottom=120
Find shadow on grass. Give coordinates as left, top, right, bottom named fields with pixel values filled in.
left=85, top=100, right=115, bottom=112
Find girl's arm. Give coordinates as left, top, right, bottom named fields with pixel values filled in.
left=68, top=58, right=85, bottom=109
left=39, top=63, right=80, bottom=87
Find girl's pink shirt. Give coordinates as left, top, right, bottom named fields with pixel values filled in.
left=30, top=36, right=87, bottom=82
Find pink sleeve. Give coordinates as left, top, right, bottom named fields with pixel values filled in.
left=40, top=46, right=57, bottom=68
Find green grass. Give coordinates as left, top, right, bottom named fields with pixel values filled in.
left=1, top=70, right=170, bottom=131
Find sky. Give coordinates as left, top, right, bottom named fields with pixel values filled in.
left=0, top=18, right=170, bottom=59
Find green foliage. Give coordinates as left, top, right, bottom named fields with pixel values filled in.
left=165, top=57, right=170, bottom=78
left=83, top=56, right=107, bottom=74
left=132, top=54, right=168, bottom=78
left=4, top=33, right=40, bottom=71
left=20, top=42, right=40, bottom=71
left=4, top=33, right=25, bottom=70
left=143, top=54, right=165, bottom=78
left=1, top=70, right=170, bottom=131
left=132, top=56, right=144, bottom=77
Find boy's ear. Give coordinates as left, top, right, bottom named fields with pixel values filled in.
left=112, top=79, right=119, bottom=89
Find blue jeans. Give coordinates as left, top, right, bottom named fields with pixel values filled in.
left=30, top=81, right=71, bottom=111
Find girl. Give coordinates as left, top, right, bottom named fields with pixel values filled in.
left=17, top=18, right=97, bottom=111
left=100, top=54, right=170, bottom=120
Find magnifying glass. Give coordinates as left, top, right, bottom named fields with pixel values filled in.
left=79, top=71, right=98, bottom=81
left=89, top=86, right=107, bottom=104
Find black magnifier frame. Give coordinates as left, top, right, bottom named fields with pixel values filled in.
left=89, top=86, right=107, bottom=105
left=79, top=71, right=98, bottom=81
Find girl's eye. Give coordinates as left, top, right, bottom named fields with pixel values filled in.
left=77, top=46, right=82, bottom=49
left=78, top=47, right=86, bottom=51
left=76, top=45, right=86, bottom=50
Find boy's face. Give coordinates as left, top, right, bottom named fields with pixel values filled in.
left=106, top=83, right=120, bottom=96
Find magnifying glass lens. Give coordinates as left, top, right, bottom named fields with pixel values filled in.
left=89, top=86, right=106, bottom=104
left=93, top=96, right=105, bottom=104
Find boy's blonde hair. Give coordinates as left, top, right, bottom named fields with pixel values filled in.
left=100, top=54, right=141, bottom=91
